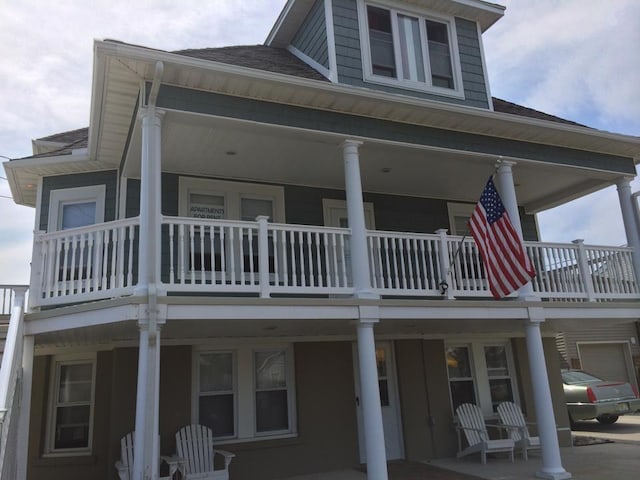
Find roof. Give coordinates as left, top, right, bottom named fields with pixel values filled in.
left=174, top=45, right=327, bottom=81
left=491, top=98, right=587, bottom=128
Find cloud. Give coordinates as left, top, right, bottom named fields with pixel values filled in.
left=0, top=0, right=638, bottom=285
left=484, top=0, right=640, bottom=136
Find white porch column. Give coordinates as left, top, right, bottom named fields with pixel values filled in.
left=497, top=162, right=570, bottom=478
left=495, top=160, right=536, bottom=300
left=16, top=334, right=34, bottom=480
left=341, top=140, right=387, bottom=479
left=133, top=105, right=164, bottom=480
left=616, top=177, right=640, bottom=281
left=135, top=106, right=164, bottom=296
left=342, top=140, right=376, bottom=299
left=526, top=308, right=571, bottom=480
left=357, top=314, right=388, bottom=480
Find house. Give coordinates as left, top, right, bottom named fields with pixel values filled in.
left=2, top=1, right=640, bottom=479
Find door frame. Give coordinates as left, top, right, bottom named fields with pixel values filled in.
left=352, top=340, right=405, bottom=462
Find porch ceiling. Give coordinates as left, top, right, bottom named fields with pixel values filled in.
left=124, top=110, right=615, bottom=212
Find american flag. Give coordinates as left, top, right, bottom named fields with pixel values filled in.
left=468, top=177, right=536, bottom=299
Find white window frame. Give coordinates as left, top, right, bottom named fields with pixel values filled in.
left=192, top=344, right=297, bottom=444
left=47, top=185, right=106, bottom=232
left=357, top=0, right=464, bottom=98
left=446, top=340, right=519, bottom=417
left=447, top=202, right=475, bottom=236
left=45, top=353, right=97, bottom=456
left=178, top=177, right=285, bottom=222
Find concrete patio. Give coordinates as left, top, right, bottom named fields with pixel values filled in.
left=282, top=442, right=640, bottom=480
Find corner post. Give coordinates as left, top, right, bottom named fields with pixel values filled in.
left=572, top=239, right=596, bottom=301
left=436, top=229, right=454, bottom=299
left=257, top=215, right=271, bottom=298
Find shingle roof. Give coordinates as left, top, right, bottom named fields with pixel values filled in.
left=173, top=45, right=328, bottom=81
left=492, top=98, right=587, bottom=128
left=24, top=45, right=592, bottom=159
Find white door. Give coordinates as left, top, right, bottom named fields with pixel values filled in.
left=353, top=341, right=404, bottom=462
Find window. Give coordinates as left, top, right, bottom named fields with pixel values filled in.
left=447, top=202, right=475, bottom=236
left=46, top=355, right=96, bottom=454
left=179, top=178, right=284, bottom=223
left=48, top=185, right=106, bottom=232
left=446, top=341, right=518, bottom=416
left=359, top=1, right=462, bottom=95
left=195, top=345, right=296, bottom=442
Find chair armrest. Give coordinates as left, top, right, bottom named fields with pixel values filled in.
left=115, top=460, right=129, bottom=480
left=162, top=455, right=184, bottom=478
left=215, top=449, right=235, bottom=469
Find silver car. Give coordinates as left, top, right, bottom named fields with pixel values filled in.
left=561, top=370, right=640, bottom=425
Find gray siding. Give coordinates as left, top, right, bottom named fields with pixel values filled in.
left=332, top=0, right=489, bottom=108
left=39, top=171, right=118, bottom=232
left=291, top=0, right=329, bottom=69
left=558, top=325, right=640, bottom=361
left=156, top=85, right=635, bottom=174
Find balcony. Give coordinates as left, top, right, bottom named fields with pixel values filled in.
left=30, top=216, right=640, bottom=308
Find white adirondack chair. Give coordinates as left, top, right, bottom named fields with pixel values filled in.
left=455, top=403, right=515, bottom=464
left=497, top=401, right=541, bottom=460
left=175, top=424, right=235, bottom=480
left=114, top=431, right=182, bottom=480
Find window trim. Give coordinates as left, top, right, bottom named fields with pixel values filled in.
left=192, top=344, right=297, bottom=444
left=45, top=353, right=97, bottom=456
left=357, top=0, right=465, bottom=98
left=178, top=177, right=285, bottom=223
left=445, top=340, right=519, bottom=417
left=47, top=185, right=106, bottom=232
left=447, top=202, right=475, bottom=236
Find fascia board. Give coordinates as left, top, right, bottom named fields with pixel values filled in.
left=94, top=40, right=640, bottom=160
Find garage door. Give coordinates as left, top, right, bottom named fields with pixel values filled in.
left=579, top=343, right=637, bottom=390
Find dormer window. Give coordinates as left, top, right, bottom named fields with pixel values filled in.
left=359, top=1, right=463, bottom=97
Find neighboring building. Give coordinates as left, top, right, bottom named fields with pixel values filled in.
left=2, top=1, right=640, bottom=480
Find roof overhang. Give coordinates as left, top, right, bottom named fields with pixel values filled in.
left=266, top=0, right=506, bottom=47
left=8, top=38, right=640, bottom=210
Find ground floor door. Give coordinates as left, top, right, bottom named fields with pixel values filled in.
left=353, top=341, right=404, bottom=462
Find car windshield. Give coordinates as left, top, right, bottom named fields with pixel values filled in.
left=561, top=370, right=603, bottom=385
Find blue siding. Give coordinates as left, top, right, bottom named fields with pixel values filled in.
left=40, top=171, right=118, bottom=232
left=332, top=0, right=489, bottom=108
left=291, top=0, right=330, bottom=69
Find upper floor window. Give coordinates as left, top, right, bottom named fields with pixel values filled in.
left=47, top=185, right=106, bottom=232
left=359, top=1, right=463, bottom=97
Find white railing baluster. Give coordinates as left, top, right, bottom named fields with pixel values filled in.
left=31, top=217, right=640, bottom=305
left=314, top=232, right=323, bottom=288
left=169, top=223, right=175, bottom=284
left=257, top=217, right=270, bottom=297
left=127, top=225, right=135, bottom=287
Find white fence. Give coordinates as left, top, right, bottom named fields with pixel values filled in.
left=29, top=217, right=640, bottom=306
left=32, top=218, right=139, bottom=306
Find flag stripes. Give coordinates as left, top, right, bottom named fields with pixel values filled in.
left=468, top=177, right=535, bottom=299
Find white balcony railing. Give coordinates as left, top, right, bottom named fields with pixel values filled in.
left=32, top=218, right=139, bottom=306
left=29, top=217, right=640, bottom=306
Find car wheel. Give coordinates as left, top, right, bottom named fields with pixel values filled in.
left=596, top=414, right=619, bottom=424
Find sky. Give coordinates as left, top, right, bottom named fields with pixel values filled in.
left=1, top=0, right=639, bottom=284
